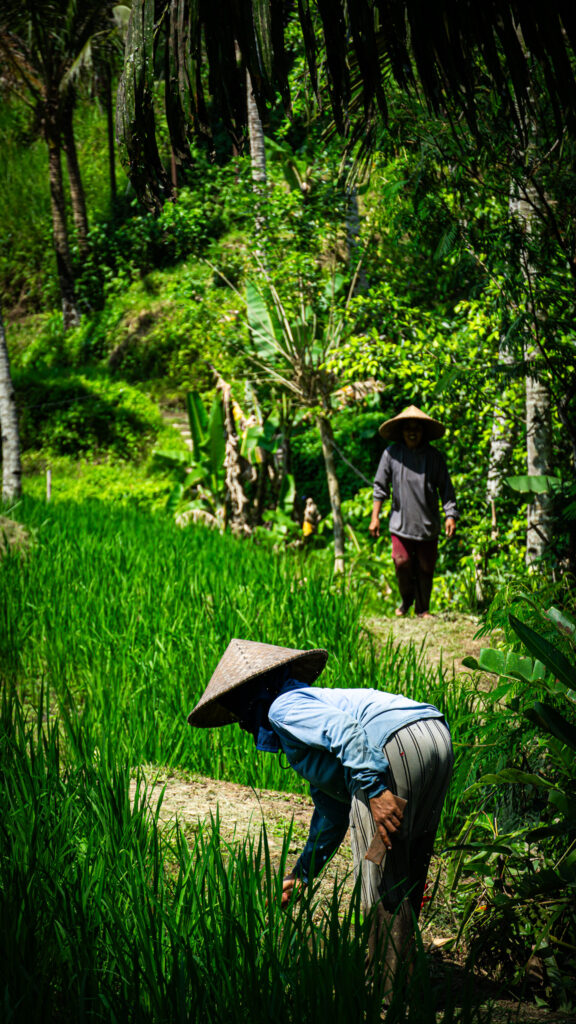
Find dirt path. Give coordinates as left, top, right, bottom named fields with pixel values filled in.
left=365, top=610, right=485, bottom=672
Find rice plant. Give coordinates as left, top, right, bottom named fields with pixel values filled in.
left=1, top=498, right=467, bottom=804
left=0, top=681, right=494, bottom=1024
left=0, top=498, right=496, bottom=1021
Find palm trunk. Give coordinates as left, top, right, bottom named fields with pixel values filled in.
left=316, top=414, right=345, bottom=573
left=472, top=351, right=517, bottom=604
left=486, top=340, right=516, bottom=526
left=510, top=187, right=553, bottom=564
left=247, top=68, right=267, bottom=257
left=217, top=376, right=251, bottom=534
left=0, top=305, right=22, bottom=503
left=525, top=372, right=552, bottom=563
left=62, top=91, right=89, bottom=255
left=45, top=103, right=80, bottom=329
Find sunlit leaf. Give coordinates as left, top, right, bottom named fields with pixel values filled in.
left=479, top=768, right=554, bottom=788
left=510, top=614, right=576, bottom=690
left=506, top=474, right=560, bottom=494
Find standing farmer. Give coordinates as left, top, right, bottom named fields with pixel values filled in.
left=187, top=638, right=453, bottom=1001
left=369, top=406, right=459, bottom=618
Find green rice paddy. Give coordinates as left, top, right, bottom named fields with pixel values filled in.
left=0, top=498, right=484, bottom=1022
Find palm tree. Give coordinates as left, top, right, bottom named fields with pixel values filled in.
left=0, top=0, right=122, bottom=327
left=116, top=1, right=576, bottom=209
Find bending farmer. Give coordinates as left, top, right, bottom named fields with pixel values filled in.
left=187, top=638, right=453, bottom=998
left=369, top=405, right=459, bottom=617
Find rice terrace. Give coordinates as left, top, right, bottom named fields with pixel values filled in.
left=2, top=1, right=576, bottom=1021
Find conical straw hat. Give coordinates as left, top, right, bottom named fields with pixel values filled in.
left=187, top=638, right=328, bottom=728
left=378, top=404, right=446, bottom=441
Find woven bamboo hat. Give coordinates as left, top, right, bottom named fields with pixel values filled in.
left=378, top=404, right=446, bottom=441
left=187, top=638, right=328, bottom=728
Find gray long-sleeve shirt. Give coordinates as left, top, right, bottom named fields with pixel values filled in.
left=373, top=441, right=459, bottom=540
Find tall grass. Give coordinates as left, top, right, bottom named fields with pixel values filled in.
left=1, top=498, right=467, bottom=804
left=0, top=685, right=490, bottom=1024
left=0, top=499, right=496, bottom=1021
left=0, top=688, right=369, bottom=1022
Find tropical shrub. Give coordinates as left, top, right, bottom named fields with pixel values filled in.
left=13, top=370, right=165, bottom=460
left=450, top=605, right=576, bottom=1008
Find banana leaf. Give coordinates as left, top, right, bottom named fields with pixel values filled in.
left=186, top=391, right=208, bottom=461
left=509, top=613, right=576, bottom=691
left=279, top=472, right=295, bottom=513
left=166, top=482, right=185, bottom=514
left=152, top=449, right=189, bottom=485
left=240, top=423, right=265, bottom=460
left=462, top=647, right=545, bottom=683
left=546, top=605, right=576, bottom=640
left=506, top=474, right=560, bottom=495
left=548, top=790, right=576, bottom=821
left=477, top=768, right=554, bottom=789
left=206, top=396, right=225, bottom=481
left=246, top=282, right=281, bottom=359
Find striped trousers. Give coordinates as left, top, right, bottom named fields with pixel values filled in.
left=349, top=717, right=453, bottom=918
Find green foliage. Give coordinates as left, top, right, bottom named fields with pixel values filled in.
left=5, top=30, right=576, bottom=606
left=291, top=408, right=382, bottom=513
left=154, top=390, right=227, bottom=527
left=7, top=262, right=247, bottom=399
left=0, top=100, right=57, bottom=309
left=14, top=369, right=164, bottom=460
left=450, top=603, right=576, bottom=1007
left=244, top=268, right=352, bottom=401
left=74, top=175, right=239, bottom=309
left=0, top=93, right=131, bottom=312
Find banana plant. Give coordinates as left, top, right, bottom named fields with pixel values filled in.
left=153, top=391, right=226, bottom=528
left=155, top=389, right=294, bottom=531
left=244, top=267, right=361, bottom=573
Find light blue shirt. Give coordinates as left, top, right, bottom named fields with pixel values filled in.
left=268, top=680, right=445, bottom=881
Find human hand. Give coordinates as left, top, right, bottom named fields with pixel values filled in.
left=281, top=876, right=302, bottom=908
left=445, top=517, right=456, bottom=538
left=369, top=516, right=381, bottom=538
left=369, top=791, right=407, bottom=851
